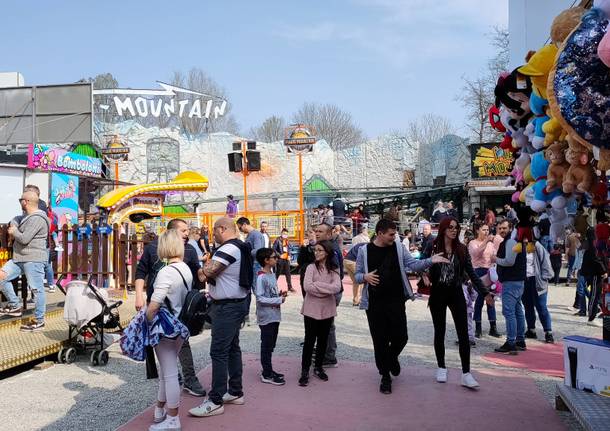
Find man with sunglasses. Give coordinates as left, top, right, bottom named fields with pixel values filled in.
left=0, top=191, right=49, bottom=331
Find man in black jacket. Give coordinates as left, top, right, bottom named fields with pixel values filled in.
left=134, top=218, right=206, bottom=397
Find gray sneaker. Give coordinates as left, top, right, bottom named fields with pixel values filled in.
left=0, top=306, right=23, bottom=317
left=183, top=380, right=206, bottom=397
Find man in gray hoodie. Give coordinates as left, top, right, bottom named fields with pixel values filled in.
left=0, top=191, right=49, bottom=331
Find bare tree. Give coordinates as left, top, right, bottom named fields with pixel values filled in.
left=457, top=26, right=508, bottom=144
left=291, top=102, right=365, bottom=150
left=171, top=68, right=239, bottom=136
left=249, top=115, right=286, bottom=142
left=407, top=114, right=455, bottom=187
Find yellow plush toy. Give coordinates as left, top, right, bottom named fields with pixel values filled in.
left=543, top=117, right=566, bottom=146
left=518, top=44, right=559, bottom=99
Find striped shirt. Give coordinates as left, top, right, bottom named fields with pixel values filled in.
left=210, top=242, right=247, bottom=300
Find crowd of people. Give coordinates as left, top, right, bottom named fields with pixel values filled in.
left=9, top=191, right=601, bottom=431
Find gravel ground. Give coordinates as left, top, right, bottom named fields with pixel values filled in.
left=0, top=280, right=601, bottom=431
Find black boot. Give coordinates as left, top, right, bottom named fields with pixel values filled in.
left=298, top=369, right=309, bottom=387
left=475, top=321, right=482, bottom=338
left=488, top=321, right=501, bottom=338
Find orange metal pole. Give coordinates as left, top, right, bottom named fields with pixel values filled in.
left=242, top=141, right=248, bottom=215
left=114, top=161, right=119, bottom=189
left=298, top=153, right=305, bottom=244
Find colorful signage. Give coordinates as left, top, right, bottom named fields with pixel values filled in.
left=28, top=144, right=102, bottom=177
left=470, top=143, right=514, bottom=179
left=284, top=125, right=316, bottom=154
left=51, top=173, right=79, bottom=229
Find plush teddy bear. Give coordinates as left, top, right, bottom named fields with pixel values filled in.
left=545, top=141, right=569, bottom=192
left=563, top=137, right=595, bottom=194
left=550, top=6, right=586, bottom=46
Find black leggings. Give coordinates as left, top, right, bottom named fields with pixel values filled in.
left=301, top=316, right=333, bottom=371
left=429, top=295, right=470, bottom=373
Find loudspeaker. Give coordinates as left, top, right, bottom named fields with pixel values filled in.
left=247, top=141, right=256, bottom=150
left=232, top=142, right=241, bottom=151
left=227, top=152, right=243, bottom=172
left=246, top=151, right=261, bottom=171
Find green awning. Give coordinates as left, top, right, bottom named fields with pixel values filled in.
left=163, top=205, right=189, bottom=214
left=72, top=143, right=101, bottom=158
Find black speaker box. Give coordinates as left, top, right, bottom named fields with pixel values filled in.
left=228, top=152, right=243, bottom=172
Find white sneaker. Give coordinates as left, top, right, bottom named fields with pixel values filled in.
left=153, top=406, right=166, bottom=423
left=149, top=414, right=180, bottom=430
left=461, top=372, right=480, bottom=389
left=189, top=399, right=224, bottom=417
left=222, top=392, right=245, bottom=405
left=436, top=368, right=448, bottom=383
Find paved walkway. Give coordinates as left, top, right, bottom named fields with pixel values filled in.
left=0, top=275, right=603, bottom=430
left=120, top=355, right=567, bottom=431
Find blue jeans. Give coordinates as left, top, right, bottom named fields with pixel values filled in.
left=522, top=277, right=552, bottom=332
left=0, top=259, right=46, bottom=322
left=501, top=280, right=526, bottom=344
left=473, top=268, right=496, bottom=323
left=567, top=255, right=576, bottom=279
left=44, top=250, right=54, bottom=285
left=540, top=235, right=552, bottom=252
left=577, top=275, right=588, bottom=314
left=208, top=298, right=249, bottom=405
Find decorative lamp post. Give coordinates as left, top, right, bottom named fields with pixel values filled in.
left=284, top=124, right=316, bottom=244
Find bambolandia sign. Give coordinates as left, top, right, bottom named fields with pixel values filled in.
left=93, top=82, right=227, bottom=120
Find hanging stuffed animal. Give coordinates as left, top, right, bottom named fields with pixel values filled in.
left=549, top=207, right=570, bottom=245
left=530, top=151, right=563, bottom=212
left=563, top=137, right=595, bottom=194
left=513, top=206, right=536, bottom=253
left=549, top=7, right=610, bottom=155
left=591, top=172, right=609, bottom=207
left=545, top=141, right=570, bottom=193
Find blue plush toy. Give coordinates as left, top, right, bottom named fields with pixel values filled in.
left=526, top=92, right=550, bottom=150
left=530, top=151, right=562, bottom=212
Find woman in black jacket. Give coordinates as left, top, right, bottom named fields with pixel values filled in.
left=579, top=227, right=607, bottom=322
left=428, top=217, right=493, bottom=389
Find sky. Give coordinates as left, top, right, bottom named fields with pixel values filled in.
left=1, top=0, right=508, bottom=140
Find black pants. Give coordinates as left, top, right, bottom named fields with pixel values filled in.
left=366, top=300, right=408, bottom=377
left=275, top=258, right=293, bottom=290
left=429, top=294, right=470, bottom=373
left=586, top=275, right=603, bottom=322
left=301, top=316, right=333, bottom=371
left=260, top=322, right=280, bottom=377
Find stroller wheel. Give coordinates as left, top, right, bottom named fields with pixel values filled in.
left=90, top=350, right=99, bottom=366
left=65, top=347, right=77, bottom=364
left=99, top=350, right=109, bottom=366
left=57, top=348, right=66, bottom=364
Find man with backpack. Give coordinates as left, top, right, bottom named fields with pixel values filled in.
left=134, top=218, right=206, bottom=397
left=0, top=191, right=49, bottom=332
left=190, top=217, right=253, bottom=418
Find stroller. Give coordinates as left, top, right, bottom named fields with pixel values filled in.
left=56, top=276, right=123, bottom=366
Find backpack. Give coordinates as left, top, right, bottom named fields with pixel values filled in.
left=165, top=265, right=209, bottom=336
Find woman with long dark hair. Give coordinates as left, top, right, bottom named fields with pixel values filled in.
left=428, top=217, right=492, bottom=389
left=299, top=240, right=342, bottom=386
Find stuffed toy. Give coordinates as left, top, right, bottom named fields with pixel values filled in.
left=524, top=92, right=550, bottom=150
left=542, top=117, right=565, bottom=146
left=596, top=0, right=610, bottom=66
left=551, top=7, right=587, bottom=46
left=513, top=206, right=536, bottom=253
left=549, top=8, right=610, bottom=152
left=549, top=207, right=570, bottom=244
left=530, top=151, right=563, bottom=212
left=545, top=141, right=570, bottom=192
left=563, top=137, right=595, bottom=194
left=518, top=44, right=559, bottom=99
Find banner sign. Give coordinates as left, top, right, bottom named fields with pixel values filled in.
left=28, top=144, right=102, bottom=177
left=470, top=143, right=514, bottom=178
left=93, top=82, right=227, bottom=120
left=51, top=173, right=79, bottom=229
